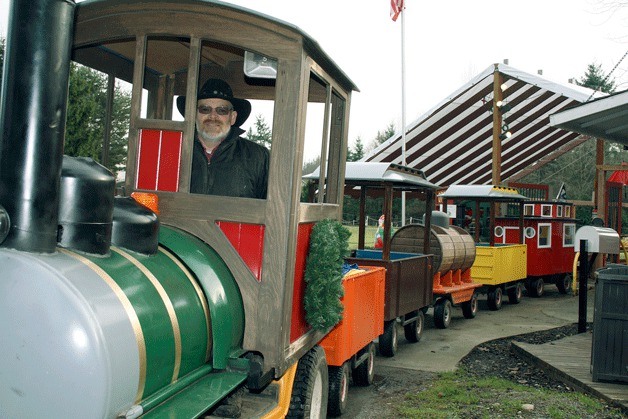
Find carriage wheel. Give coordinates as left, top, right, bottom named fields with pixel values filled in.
left=487, top=287, right=503, bottom=311
left=507, top=282, right=524, bottom=304
left=327, top=363, right=349, bottom=417
left=287, top=345, right=328, bottom=419
left=434, top=298, right=452, bottom=329
left=404, top=310, right=425, bottom=343
left=461, top=292, right=479, bottom=319
left=352, top=342, right=376, bottom=386
left=556, top=274, right=572, bottom=294
left=379, top=320, right=398, bottom=357
left=527, top=278, right=544, bottom=298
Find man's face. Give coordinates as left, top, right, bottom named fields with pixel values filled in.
left=195, top=98, right=237, bottom=143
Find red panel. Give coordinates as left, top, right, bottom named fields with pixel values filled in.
left=137, top=129, right=160, bottom=190
left=290, top=223, right=314, bottom=343
left=137, top=129, right=182, bottom=192
left=216, top=221, right=265, bottom=281
left=157, top=130, right=182, bottom=192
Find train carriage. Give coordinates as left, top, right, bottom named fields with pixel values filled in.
left=439, top=185, right=529, bottom=310
left=495, top=200, right=577, bottom=296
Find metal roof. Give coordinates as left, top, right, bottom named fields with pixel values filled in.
left=304, top=162, right=440, bottom=190
left=364, top=63, right=602, bottom=187
left=549, top=89, right=628, bottom=145
left=439, top=184, right=528, bottom=201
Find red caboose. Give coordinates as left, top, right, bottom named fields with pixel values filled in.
left=495, top=201, right=576, bottom=296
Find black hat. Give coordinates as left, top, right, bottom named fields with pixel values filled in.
left=176, top=78, right=251, bottom=127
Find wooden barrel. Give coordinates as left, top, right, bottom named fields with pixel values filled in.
left=448, top=225, right=476, bottom=271
left=391, top=224, right=475, bottom=274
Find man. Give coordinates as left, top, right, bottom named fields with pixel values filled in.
left=176, top=78, right=269, bottom=199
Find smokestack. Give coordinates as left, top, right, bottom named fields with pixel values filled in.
left=0, top=0, right=76, bottom=253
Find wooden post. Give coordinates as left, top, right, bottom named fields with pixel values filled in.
left=492, top=65, right=504, bottom=185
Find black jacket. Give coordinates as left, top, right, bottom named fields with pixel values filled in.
left=191, top=128, right=269, bottom=199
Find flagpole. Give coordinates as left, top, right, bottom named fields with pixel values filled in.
left=400, top=4, right=407, bottom=226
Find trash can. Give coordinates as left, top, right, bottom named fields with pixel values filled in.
left=591, top=264, right=628, bottom=383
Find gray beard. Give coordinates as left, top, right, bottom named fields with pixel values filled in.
left=198, top=128, right=230, bottom=149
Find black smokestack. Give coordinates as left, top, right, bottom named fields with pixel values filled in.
left=0, top=0, right=76, bottom=253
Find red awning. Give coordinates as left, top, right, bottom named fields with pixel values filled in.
left=608, top=169, right=628, bottom=185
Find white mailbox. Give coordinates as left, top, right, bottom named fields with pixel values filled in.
left=574, top=226, right=620, bottom=254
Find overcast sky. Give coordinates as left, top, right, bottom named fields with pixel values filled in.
left=1, top=0, right=627, bottom=149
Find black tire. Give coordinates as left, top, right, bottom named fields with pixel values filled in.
left=287, top=345, right=328, bottom=418
left=403, top=310, right=425, bottom=343
left=434, top=298, right=452, bottom=329
left=528, top=277, right=544, bottom=298
left=507, top=282, right=524, bottom=304
left=556, top=274, right=572, bottom=294
left=352, top=342, right=376, bottom=386
left=327, top=363, right=349, bottom=417
left=487, top=287, right=503, bottom=311
left=379, top=320, right=398, bottom=357
left=461, top=292, right=478, bottom=319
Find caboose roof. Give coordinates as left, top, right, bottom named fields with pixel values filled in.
left=439, top=184, right=528, bottom=201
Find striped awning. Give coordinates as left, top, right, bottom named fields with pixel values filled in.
left=364, top=63, right=602, bottom=187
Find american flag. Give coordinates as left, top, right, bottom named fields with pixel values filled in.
left=390, top=0, right=404, bottom=21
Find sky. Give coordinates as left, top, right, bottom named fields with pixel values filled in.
left=1, top=0, right=627, bottom=150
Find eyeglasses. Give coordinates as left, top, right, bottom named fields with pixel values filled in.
left=197, top=105, right=233, bottom=116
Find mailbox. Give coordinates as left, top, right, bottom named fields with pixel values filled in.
left=574, top=226, right=619, bottom=254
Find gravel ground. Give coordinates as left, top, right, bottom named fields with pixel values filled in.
left=458, top=323, right=589, bottom=391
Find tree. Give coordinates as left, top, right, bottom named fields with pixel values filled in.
left=246, top=114, right=272, bottom=149
left=576, top=63, right=616, bottom=94
left=64, top=63, right=131, bottom=176
left=365, top=121, right=397, bottom=153
left=347, top=137, right=364, bottom=161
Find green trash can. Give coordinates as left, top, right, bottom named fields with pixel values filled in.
left=591, top=264, right=628, bottom=383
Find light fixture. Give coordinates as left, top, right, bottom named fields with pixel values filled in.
left=495, top=100, right=512, bottom=113
left=243, top=51, right=278, bottom=79
left=499, top=131, right=512, bottom=140
left=502, top=123, right=509, bottom=132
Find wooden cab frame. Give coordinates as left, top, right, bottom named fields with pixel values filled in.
left=72, top=0, right=358, bottom=378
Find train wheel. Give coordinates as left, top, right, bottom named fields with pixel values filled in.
left=487, top=287, right=503, bottom=311
left=556, top=274, right=572, bottom=294
left=461, top=292, right=478, bottom=319
left=403, top=310, right=425, bottom=343
left=528, top=278, right=544, bottom=298
left=287, top=345, right=328, bottom=419
left=434, top=298, right=452, bottom=329
left=507, top=282, right=524, bottom=304
left=379, top=320, right=398, bottom=357
left=352, top=342, right=376, bottom=386
left=327, top=363, right=349, bottom=417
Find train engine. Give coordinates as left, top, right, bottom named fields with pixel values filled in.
left=0, top=0, right=358, bottom=417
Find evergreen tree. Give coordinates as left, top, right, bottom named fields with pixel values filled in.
left=65, top=63, right=131, bottom=177
left=375, top=122, right=396, bottom=145
left=347, top=137, right=364, bottom=161
left=245, top=114, right=272, bottom=149
left=576, top=63, right=616, bottom=94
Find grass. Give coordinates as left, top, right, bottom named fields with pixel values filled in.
left=394, top=369, right=624, bottom=419
left=345, top=225, right=378, bottom=250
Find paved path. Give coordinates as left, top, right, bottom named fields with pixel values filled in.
left=376, top=284, right=595, bottom=372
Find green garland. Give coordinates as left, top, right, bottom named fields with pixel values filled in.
left=304, top=219, right=350, bottom=331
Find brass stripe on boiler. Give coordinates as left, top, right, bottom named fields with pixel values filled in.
left=159, top=246, right=213, bottom=363
left=111, top=246, right=183, bottom=383
left=58, top=248, right=147, bottom=403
